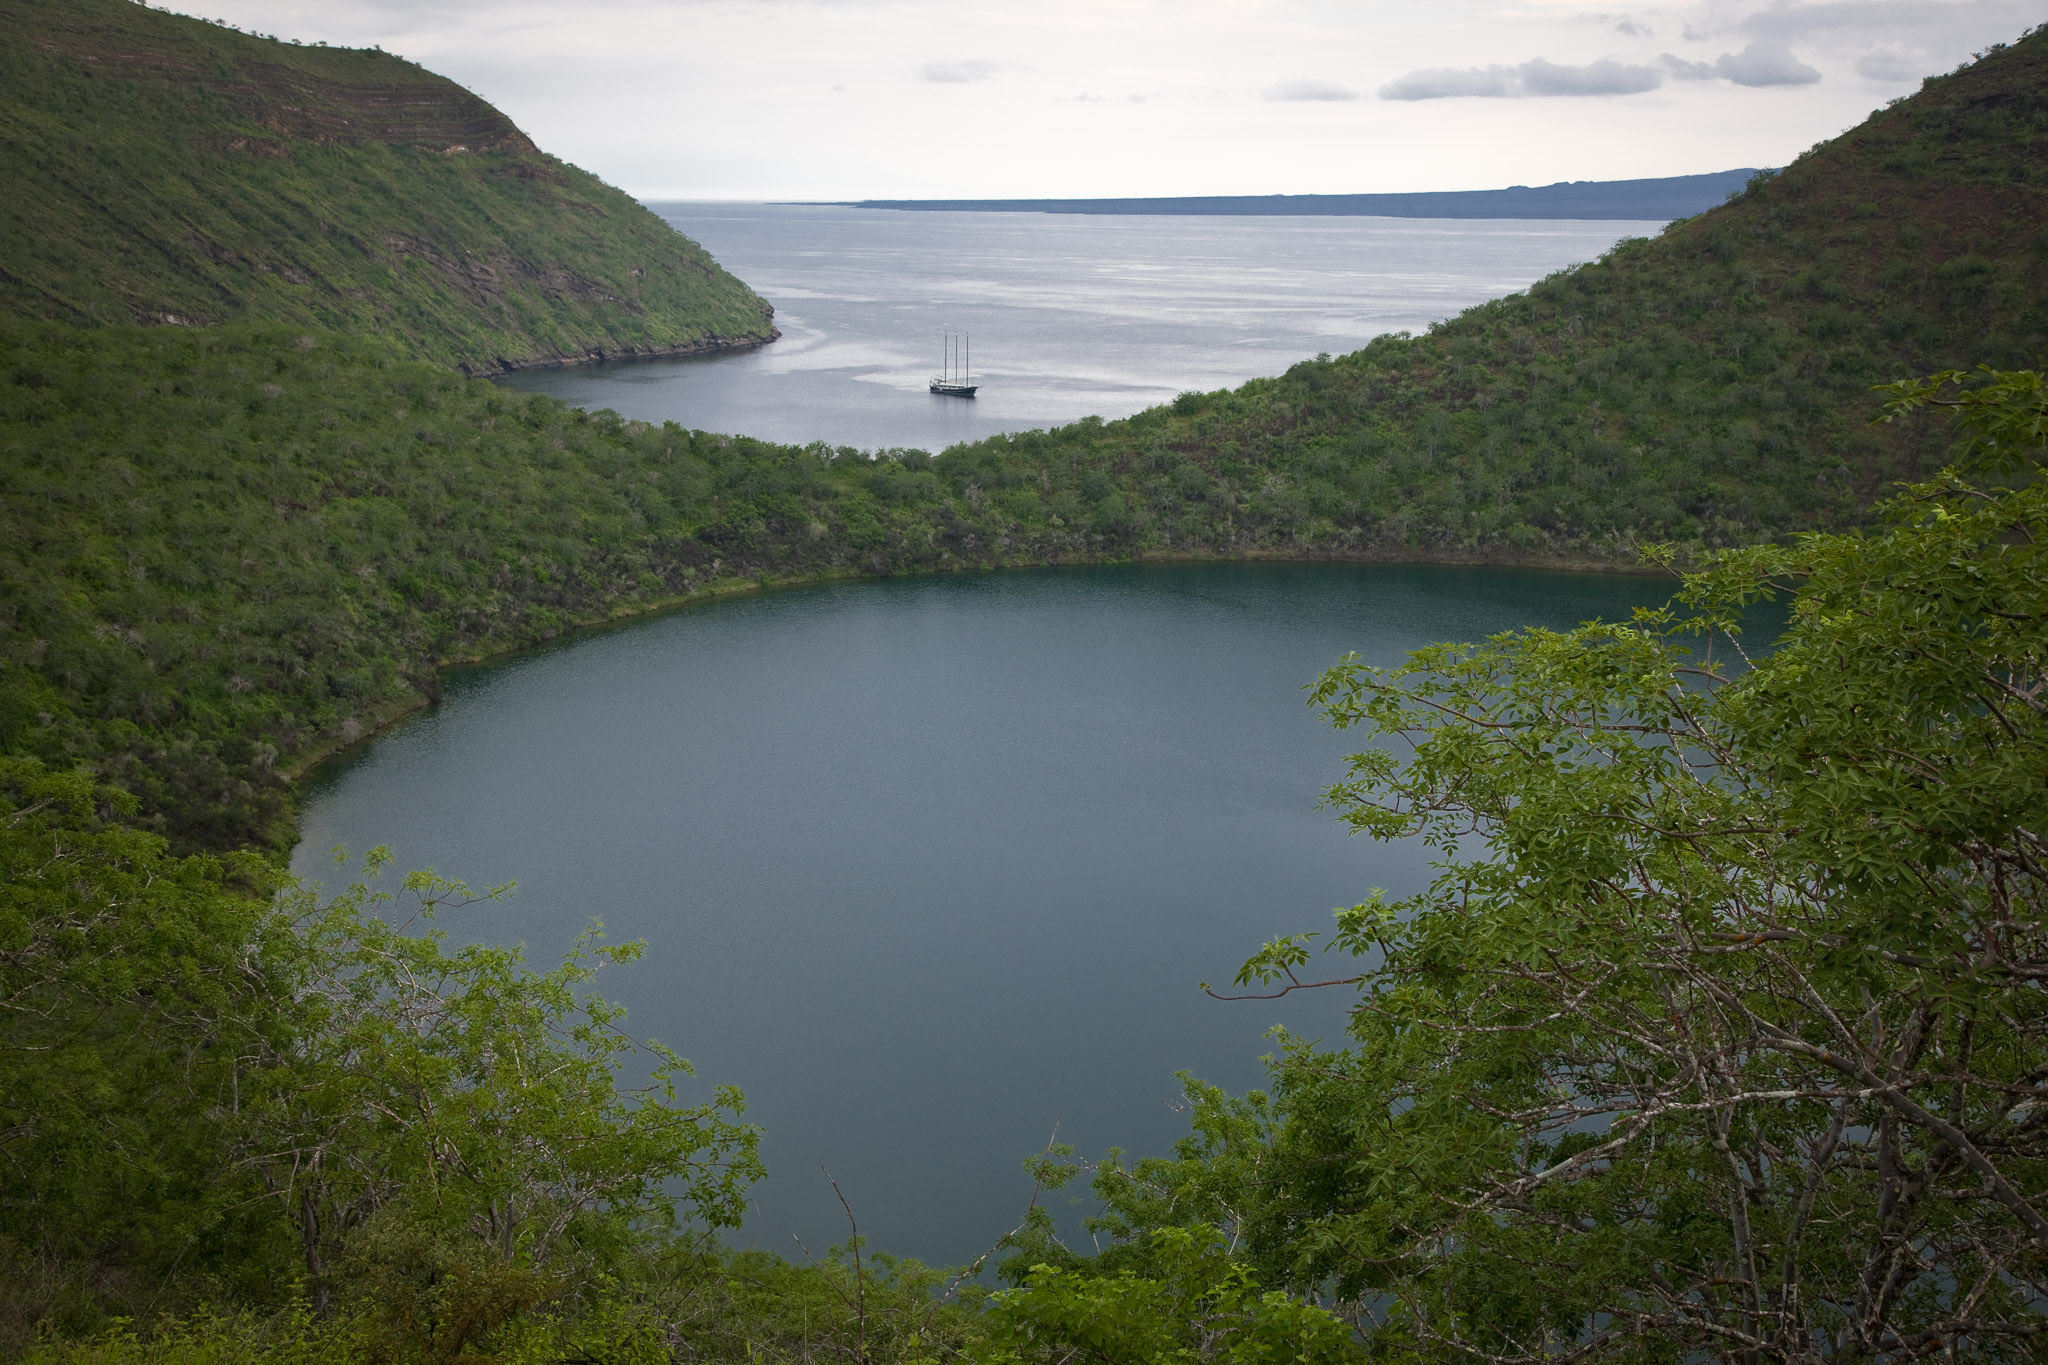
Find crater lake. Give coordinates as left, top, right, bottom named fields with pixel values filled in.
left=303, top=206, right=1686, bottom=1265
left=293, top=562, right=1680, bottom=1265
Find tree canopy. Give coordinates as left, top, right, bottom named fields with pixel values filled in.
left=1026, top=368, right=2048, bottom=1362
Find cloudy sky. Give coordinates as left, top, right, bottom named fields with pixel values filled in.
left=169, top=0, right=2041, bottom=199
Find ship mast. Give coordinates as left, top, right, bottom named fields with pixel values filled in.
left=931, top=328, right=976, bottom=394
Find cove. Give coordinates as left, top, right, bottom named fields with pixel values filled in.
left=499, top=204, right=1654, bottom=452
left=292, top=561, right=1677, bottom=1266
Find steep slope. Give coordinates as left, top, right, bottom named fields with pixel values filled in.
left=958, top=28, right=2046, bottom=562
left=2, top=13, right=2046, bottom=1349
left=4, top=27, right=2046, bottom=857
left=0, top=0, right=776, bottom=371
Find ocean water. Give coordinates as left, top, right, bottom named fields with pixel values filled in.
left=497, top=204, right=1657, bottom=451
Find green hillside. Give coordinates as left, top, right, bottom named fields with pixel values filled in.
left=5, top=10, right=2048, bottom=1356
left=976, top=29, right=2048, bottom=562
left=0, top=0, right=777, bottom=371
left=6, top=29, right=2048, bottom=858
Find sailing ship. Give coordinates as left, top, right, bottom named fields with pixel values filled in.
left=930, top=330, right=978, bottom=397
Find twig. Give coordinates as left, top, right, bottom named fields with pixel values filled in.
left=823, top=1166, right=868, bottom=1363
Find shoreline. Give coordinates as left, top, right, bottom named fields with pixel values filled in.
left=456, top=326, right=782, bottom=378
left=280, top=543, right=1674, bottom=794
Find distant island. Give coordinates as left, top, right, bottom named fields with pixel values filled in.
left=827, top=169, right=1764, bottom=220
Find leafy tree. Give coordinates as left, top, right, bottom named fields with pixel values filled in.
left=987, top=1224, right=1359, bottom=1365
left=1103, top=370, right=2048, bottom=1361
left=0, top=758, right=289, bottom=1332
left=239, top=851, right=763, bottom=1315
left=984, top=1121, right=1360, bottom=1362
left=0, top=785, right=765, bottom=1349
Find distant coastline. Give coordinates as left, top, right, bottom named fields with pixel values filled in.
left=818, top=169, right=1764, bottom=221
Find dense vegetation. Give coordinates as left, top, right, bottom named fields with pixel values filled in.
left=1005, top=368, right=2048, bottom=1362
left=10, top=372, right=2044, bottom=1362
left=4, top=3, right=2047, bottom=1358
left=6, top=28, right=2045, bottom=859
left=1071, top=32, right=2048, bottom=562
left=0, top=770, right=966, bottom=1359
left=0, top=0, right=777, bottom=371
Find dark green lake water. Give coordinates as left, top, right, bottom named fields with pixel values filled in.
left=293, top=561, right=1676, bottom=1265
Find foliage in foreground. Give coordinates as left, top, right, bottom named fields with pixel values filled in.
left=986, top=1224, right=1359, bottom=1365
left=10, top=753, right=1341, bottom=1361
left=17, top=1242, right=1002, bottom=1365
left=4, top=10, right=2046, bottom=1351
left=15, top=372, right=2046, bottom=1357
left=0, top=771, right=761, bottom=1354
left=1025, top=369, right=2048, bottom=1361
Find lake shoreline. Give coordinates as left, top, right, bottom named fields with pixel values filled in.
left=291, top=553, right=1688, bottom=1264
left=283, top=544, right=1671, bottom=790
left=460, top=327, right=782, bottom=379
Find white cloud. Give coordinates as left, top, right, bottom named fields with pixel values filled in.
left=1521, top=56, right=1665, bottom=95
left=158, top=0, right=2044, bottom=199
left=921, top=58, right=1004, bottom=84
left=1712, top=40, right=1822, bottom=86
left=1262, top=79, right=1357, bottom=101
left=1664, top=41, right=1821, bottom=86
left=1379, top=65, right=1518, bottom=100
left=1380, top=56, right=1662, bottom=100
